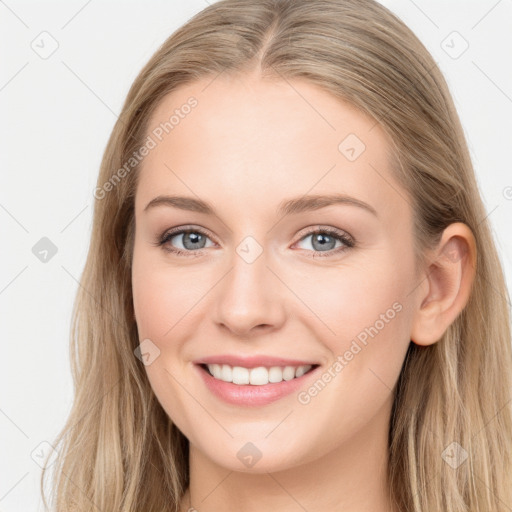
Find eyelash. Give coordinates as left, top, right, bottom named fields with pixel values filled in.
left=153, top=225, right=355, bottom=259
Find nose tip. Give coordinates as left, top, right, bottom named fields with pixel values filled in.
left=212, top=255, right=285, bottom=337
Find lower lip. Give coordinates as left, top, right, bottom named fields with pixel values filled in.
left=194, top=364, right=320, bottom=406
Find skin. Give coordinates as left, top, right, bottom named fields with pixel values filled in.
left=131, top=71, right=476, bottom=512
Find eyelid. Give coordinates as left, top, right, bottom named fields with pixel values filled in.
left=293, top=224, right=354, bottom=244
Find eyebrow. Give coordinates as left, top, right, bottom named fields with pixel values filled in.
left=143, top=193, right=378, bottom=218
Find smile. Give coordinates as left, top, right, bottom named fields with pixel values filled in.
left=203, top=363, right=316, bottom=385
left=195, top=362, right=321, bottom=406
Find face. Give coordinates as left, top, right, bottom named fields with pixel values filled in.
left=131, top=72, right=420, bottom=473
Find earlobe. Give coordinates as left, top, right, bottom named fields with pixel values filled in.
left=410, top=222, right=477, bottom=347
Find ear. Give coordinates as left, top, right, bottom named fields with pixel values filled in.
left=410, top=222, right=477, bottom=346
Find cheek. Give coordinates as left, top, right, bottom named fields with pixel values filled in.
left=287, top=252, right=413, bottom=403
left=131, top=250, right=200, bottom=424
left=292, top=265, right=411, bottom=448
left=131, top=243, right=185, bottom=341
left=132, top=249, right=217, bottom=346
left=288, top=256, right=409, bottom=345
left=132, top=268, right=175, bottom=341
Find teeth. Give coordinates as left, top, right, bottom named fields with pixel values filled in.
left=206, top=363, right=313, bottom=385
left=232, top=366, right=250, bottom=385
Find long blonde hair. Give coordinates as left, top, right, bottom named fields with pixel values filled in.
left=41, top=0, right=512, bottom=510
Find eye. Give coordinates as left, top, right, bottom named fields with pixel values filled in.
left=293, top=227, right=355, bottom=257
left=155, top=226, right=216, bottom=256
left=153, top=225, right=355, bottom=258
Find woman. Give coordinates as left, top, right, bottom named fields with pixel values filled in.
left=41, top=0, right=512, bottom=510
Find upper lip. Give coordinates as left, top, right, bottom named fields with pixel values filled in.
left=194, top=354, right=319, bottom=369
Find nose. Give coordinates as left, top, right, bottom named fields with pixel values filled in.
left=213, top=246, right=286, bottom=337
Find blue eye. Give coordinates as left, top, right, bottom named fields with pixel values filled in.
left=154, top=225, right=355, bottom=258
left=294, top=228, right=355, bottom=257
left=156, top=227, right=215, bottom=256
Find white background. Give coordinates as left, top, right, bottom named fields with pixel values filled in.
left=1, top=1, right=511, bottom=510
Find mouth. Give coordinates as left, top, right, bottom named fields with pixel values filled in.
left=198, top=362, right=319, bottom=385
left=194, top=362, right=321, bottom=407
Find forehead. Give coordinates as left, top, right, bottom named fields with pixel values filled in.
left=135, top=73, right=406, bottom=222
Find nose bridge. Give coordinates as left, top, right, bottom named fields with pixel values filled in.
left=213, top=234, right=284, bottom=335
